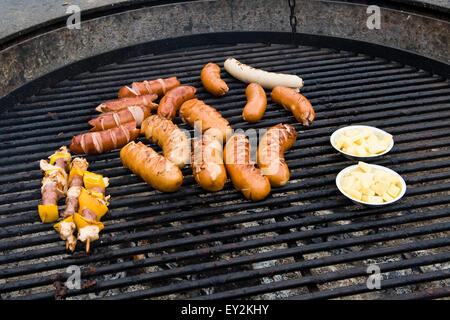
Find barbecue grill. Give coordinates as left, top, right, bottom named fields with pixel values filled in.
left=0, top=0, right=449, bottom=300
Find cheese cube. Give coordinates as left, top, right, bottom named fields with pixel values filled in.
left=382, top=192, right=395, bottom=202
left=367, top=196, right=384, bottom=204
left=373, top=181, right=390, bottom=196
left=344, top=188, right=362, bottom=201
left=341, top=176, right=357, bottom=190
left=361, top=187, right=375, bottom=196
left=358, top=161, right=372, bottom=173
left=387, top=184, right=401, bottom=198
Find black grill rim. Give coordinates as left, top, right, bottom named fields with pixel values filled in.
left=1, top=31, right=449, bottom=112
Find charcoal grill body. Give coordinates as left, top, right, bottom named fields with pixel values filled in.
left=0, top=0, right=449, bottom=300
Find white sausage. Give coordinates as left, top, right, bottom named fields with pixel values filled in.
left=224, top=57, right=303, bottom=91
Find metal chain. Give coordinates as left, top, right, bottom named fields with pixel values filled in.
left=288, top=0, right=297, bottom=45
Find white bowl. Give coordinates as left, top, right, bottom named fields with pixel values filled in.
left=330, top=125, right=394, bottom=161
left=336, top=163, right=407, bottom=207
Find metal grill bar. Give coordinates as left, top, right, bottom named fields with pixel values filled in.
left=0, top=38, right=449, bottom=300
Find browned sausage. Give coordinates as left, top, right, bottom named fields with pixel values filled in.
left=95, top=94, right=158, bottom=113
left=120, top=141, right=183, bottom=192
left=223, top=134, right=271, bottom=201
left=243, top=83, right=267, bottom=122
left=89, top=106, right=151, bottom=131
left=141, top=115, right=190, bottom=168
left=179, top=99, right=232, bottom=142
left=257, top=123, right=297, bottom=187
left=118, top=77, right=180, bottom=98
left=270, top=86, right=315, bottom=126
left=157, top=86, right=197, bottom=120
left=70, top=122, right=140, bottom=154
left=191, top=133, right=227, bottom=191
left=201, top=62, right=229, bottom=96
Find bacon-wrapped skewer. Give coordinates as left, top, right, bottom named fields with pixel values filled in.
left=70, top=122, right=140, bottom=154
left=89, top=106, right=151, bottom=131
left=74, top=172, right=110, bottom=253
left=38, top=146, right=71, bottom=223
left=62, top=157, right=89, bottom=218
left=95, top=94, right=158, bottom=113
left=118, top=77, right=180, bottom=99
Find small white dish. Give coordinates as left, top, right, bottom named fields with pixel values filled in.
left=336, top=163, right=407, bottom=207
left=330, top=125, right=394, bottom=161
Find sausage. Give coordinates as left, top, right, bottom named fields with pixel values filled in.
left=62, top=157, right=89, bottom=218
left=157, top=86, right=197, bottom=120
left=224, top=57, right=303, bottom=91
left=257, top=123, right=297, bottom=187
left=141, top=115, right=190, bottom=168
left=270, top=86, right=315, bottom=126
left=179, top=99, right=232, bottom=142
left=120, top=141, right=183, bottom=192
left=191, top=133, right=227, bottom=191
left=95, top=94, right=158, bottom=113
left=223, top=134, right=271, bottom=201
left=70, top=122, right=140, bottom=154
left=118, top=77, right=180, bottom=98
left=89, top=106, right=151, bottom=131
left=200, top=62, right=229, bottom=96
left=242, top=83, right=267, bottom=122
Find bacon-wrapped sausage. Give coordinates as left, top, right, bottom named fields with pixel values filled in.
left=157, top=86, right=197, bottom=120
left=70, top=122, right=140, bottom=154
left=120, top=141, right=183, bottom=192
left=62, top=157, right=88, bottom=218
left=257, top=123, right=297, bottom=187
left=201, top=62, right=229, bottom=96
left=118, top=77, right=180, bottom=98
left=95, top=94, right=158, bottom=113
left=38, top=146, right=71, bottom=223
left=179, top=99, right=232, bottom=142
left=224, top=134, right=271, bottom=201
left=89, top=106, right=151, bottom=131
left=141, top=115, right=190, bottom=168
left=270, top=86, right=315, bottom=126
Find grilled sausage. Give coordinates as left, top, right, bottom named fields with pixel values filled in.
left=223, top=134, right=271, bottom=201
left=243, top=83, right=267, bottom=122
left=179, top=99, right=232, bottom=142
left=157, top=86, right=197, bottom=120
left=89, top=106, right=151, bottom=131
left=224, top=57, right=303, bottom=91
left=270, top=86, right=315, bottom=126
left=118, top=77, right=180, bottom=98
left=141, top=115, right=190, bottom=168
left=257, top=123, right=297, bottom=187
left=120, top=141, right=183, bottom=192
left=191, top=133, right=227, bottom=191
left=200, top=62, right=229, bottom=96
left=70, top=122, right=140, bottom=154
left=95, top=94, right=158, bottom=113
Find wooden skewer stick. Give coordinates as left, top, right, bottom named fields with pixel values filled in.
left=86, top=238, right=90, bottom=253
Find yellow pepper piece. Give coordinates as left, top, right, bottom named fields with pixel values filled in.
left=53, top=215, right=75, bottom=233
left=89, top=190, right=104, bottom=200
left=69, top=167, right=85, bottom=182
left=49, top=153, right=71, bottom=165
left=38, top=204, right=59, bottom=223
left=73, top=213, right=104, bottom=230
left=83, top=171, right=106, bottom=189
left=78, top=188, right=108, bottom=221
